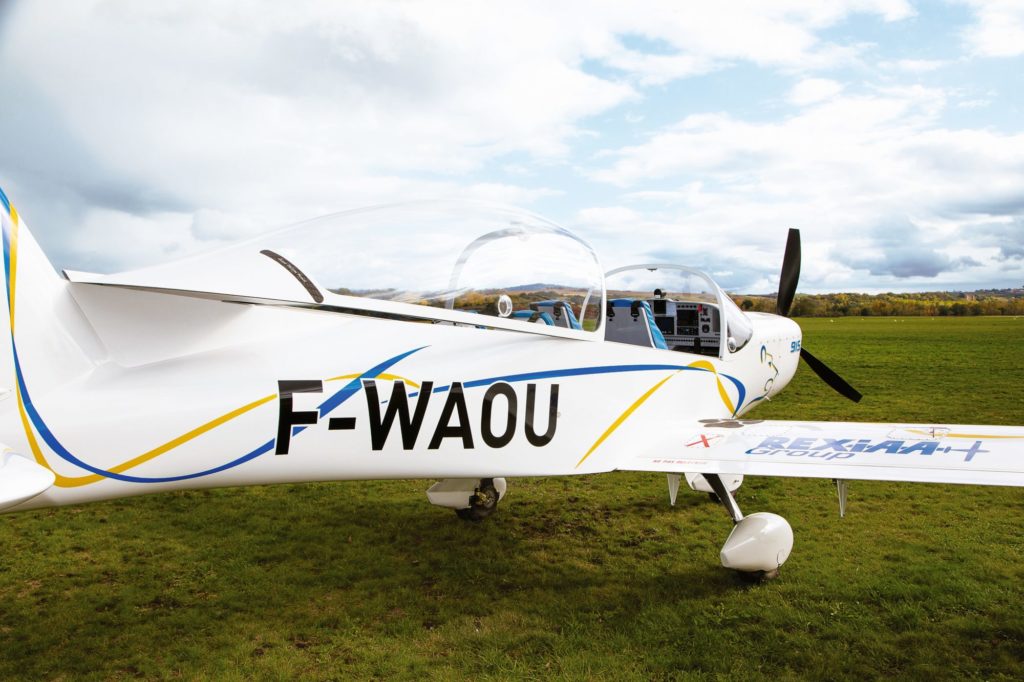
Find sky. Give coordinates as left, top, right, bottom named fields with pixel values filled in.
left=0, top=0, right=1022, bottom=294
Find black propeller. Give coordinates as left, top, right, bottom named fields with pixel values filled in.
left=798, top=347, right=863, bottom=403
left=776, top=229, right=863, bottom=403
left=776, top=228, right=801, bottom=317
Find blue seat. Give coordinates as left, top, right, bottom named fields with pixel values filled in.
left=531, top=300, right=582, bottom=330
left=511, top=310, right=554, bottom=325
left=605, top=299, right=668, bottom=349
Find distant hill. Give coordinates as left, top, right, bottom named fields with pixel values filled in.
left=504, top=283, right=567, bottom=292
left=731, top=289, right=1024, bottom=317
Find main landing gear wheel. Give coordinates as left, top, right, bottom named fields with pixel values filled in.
left=455, top=478, right=499, bottom=522
left=737, top=568, right=780, bottom=583
left=704, top=473, right=793, bottom=581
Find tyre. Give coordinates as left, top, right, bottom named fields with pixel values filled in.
left=454, top=479, right=499, bottom=522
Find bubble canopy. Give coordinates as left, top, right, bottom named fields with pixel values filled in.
left=605, top=264, right=753, bottom=357
left=67, top=201, right=606, bottom=339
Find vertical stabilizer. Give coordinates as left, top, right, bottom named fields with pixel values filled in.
left=0, top=186, right=99, bottom=404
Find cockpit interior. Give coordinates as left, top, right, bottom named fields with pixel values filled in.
left=601, top=264, right=752, bottom=359
left=604, top=290, right=723, bottom=356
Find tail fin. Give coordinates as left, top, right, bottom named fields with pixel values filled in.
left=0, top=185, right=101, bottom=509
left=0, top=186, right=98, bottom=399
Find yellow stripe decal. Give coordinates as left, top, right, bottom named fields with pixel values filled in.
left=24, top=371, right=418, bottom=487
left=575, top=371, right=679, bottom=468
left=3, top=209, right=428, bottom=487
left=29, top=373, right=419, bottom=487
left=16, top=386, right=72, bottom=483
left=101, top=395, right=277, bottom=479
left=573, top=359, right=741, bottom=469
left=24, top=394, right=277, bottom=488
left=8, top=209, right=18, bottom=331
left=326, top=372, right=419, bottom=388
left=3, top=202, right=286, bottom=486
left=686, top=359, right=736, bottom=415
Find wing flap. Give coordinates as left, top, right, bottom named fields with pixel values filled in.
left=620, top=420, right=1024, bottom=487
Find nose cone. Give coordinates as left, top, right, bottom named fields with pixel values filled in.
left=746, top=313, right=802, bottom=398
left=782, top=315, right=802, bottom=340
left=772, top=317, right=802, bottom=398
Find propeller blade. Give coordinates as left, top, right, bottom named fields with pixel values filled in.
left=776, top=228, right=801, bottom=316
left=800, top=347, right=863, bottom=403
left=774, top=228, right=864, bottom=402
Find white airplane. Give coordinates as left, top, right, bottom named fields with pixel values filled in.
left=1, top=189, right=1022, bottom=579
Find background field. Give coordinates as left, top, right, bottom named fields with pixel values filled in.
left=1, top=317, right=1022, bottom=680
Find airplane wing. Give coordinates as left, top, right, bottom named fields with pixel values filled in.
left=620, top=420, right=1024, bottom=487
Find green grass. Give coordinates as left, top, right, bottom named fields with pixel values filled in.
left=2, top=317, right=1023, bottom=680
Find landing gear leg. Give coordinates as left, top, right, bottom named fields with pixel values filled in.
left=455, top=478, right=499, bottom=522
left=705, top=473, right=793, bottom=581
left=705, top=473, right=743, bottom=523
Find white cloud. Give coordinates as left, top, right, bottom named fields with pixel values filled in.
left=1, top=2, right=638, bottom=230
left=65, top=208, right=202, bottom=273
left=0, top=1, right=918, bottom=199
left=788, top=78, right=845, bottom=105
left=878, top=58, right=949, bottom=72
left=6, top=0, right=1019, bottom=295
left=584, top=84, right=1024, bottom=291
left=956, top=98, right=991, bottom=109
left=603, top=48, right=716, bottom=86
left=190, top=209, right=268, bottom=242
left=961, top=0, right=1024, bottom=57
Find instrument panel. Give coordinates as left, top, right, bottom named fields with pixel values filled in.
left=649, top=298, right=720, bottom=356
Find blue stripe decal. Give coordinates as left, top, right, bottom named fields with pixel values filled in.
left=405, top=362, right=747, bottom=416
left=723, top=374, right=747, bottom=415
left=0, top=186, right=10, bottom=215
left=2, top=217, right=11, bottom=312
left=289, top=346, right=428, bottom=441
left=407, top=363, right=690, bottom=396
left=2, top=216, right=428, bottom=483
left=10, top=341, right=425, bottom=483
left=1, top=205, right=430, bottom=482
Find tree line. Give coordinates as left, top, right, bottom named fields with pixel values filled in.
left=334, top=286, right=1024, bottom=318
left=733, top=290, right=1024, bottom=317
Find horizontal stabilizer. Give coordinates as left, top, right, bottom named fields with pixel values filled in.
left=0, top=451, right=55, bottom=511
left=620, top=420, right=1024, bottom=487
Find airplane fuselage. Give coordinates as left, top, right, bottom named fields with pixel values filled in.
left=3, top=283, right=800, bottom=510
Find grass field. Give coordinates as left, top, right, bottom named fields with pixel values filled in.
left=1, top=317, right=1022, bottom=680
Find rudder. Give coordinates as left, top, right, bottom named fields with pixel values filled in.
left=0, top=185, right=99, bottom=405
